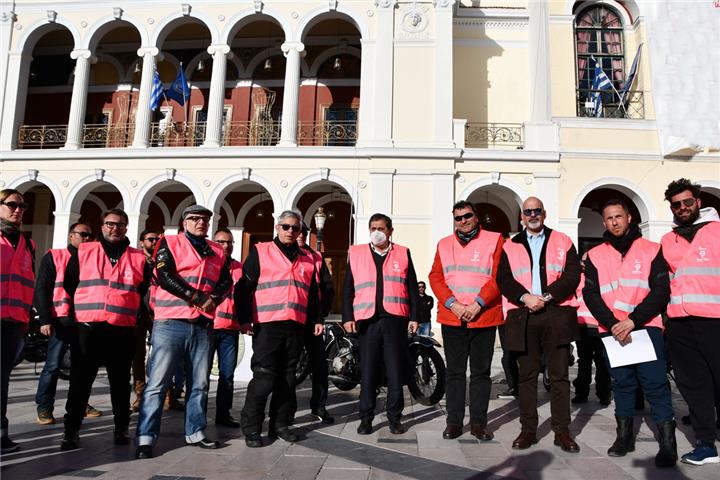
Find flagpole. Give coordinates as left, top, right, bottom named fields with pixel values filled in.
left=591, top=56, right=628, bottom=117
left=180, top=62, right=188, bottom=125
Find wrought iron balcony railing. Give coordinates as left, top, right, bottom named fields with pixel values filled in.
left=465, top=123, right=523, bottom=148
left=577, top=89, right=644, bottom=119
left=297, top=121, right=358, bottom=146
left=17, top=125, right=67, bottom=149
left=82, top=123, right=134, bottom=148
left=224, top=121, right=281, bottom=146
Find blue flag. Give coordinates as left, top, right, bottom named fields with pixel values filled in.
left=589, top=58, right=613, bottom=118
left=149, top=70, right=164, bottom=111
left=166, top=64, right=191, bottom=106
left=619, top=43, right=642, bottom=105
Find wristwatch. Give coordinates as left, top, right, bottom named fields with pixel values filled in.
left=541, top=292, right=554, bottom=302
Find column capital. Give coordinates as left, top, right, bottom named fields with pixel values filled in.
left=70, top=49, right=97, bottom=63
left=281, top=41, right=305, bottom=57
left=374, top=0, right=397, bottom=9
left=432, top=0, right=455, bottom=9
left=1, top=11, right=17, bottom=23
left=136, top=46, right=160, bottom=57
left=207, top=44, right=231, bottom=56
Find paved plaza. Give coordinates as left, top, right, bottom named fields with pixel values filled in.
left=1, top=348, right=716, bottom=480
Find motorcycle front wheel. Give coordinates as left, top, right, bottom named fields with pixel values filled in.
left=407, top=345, right=445, bottom=406
left=327, top=340, right=359, bottom=391
left=295, top=346, right=310, bottom=385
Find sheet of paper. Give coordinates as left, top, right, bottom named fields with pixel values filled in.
left=601, top=329, right=657, bottom=368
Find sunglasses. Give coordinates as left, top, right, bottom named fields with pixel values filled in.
left=1, top=201, right=30, bottom=211
left=71, top=231, right=93, bottom=239
left=143, top=236, right=160, bottom=243
left=279, top=224, right=301, bottom=232
left=454, top=212, right=475, bottom=222
left=103, top=221, right=127, bottom=230
left=215, top=239, right=234, bottom=245
left=185, top=216, right=209, bottom=223
left=670, top=198, right=696, bottom=210
left=522, top=208, right=544, bottom=217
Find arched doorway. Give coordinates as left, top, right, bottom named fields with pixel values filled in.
left=13, top=183, right=56, bottom=271
left=577, top=187, right=643, bottom=255
left=465, top=186, right=521, bottom=238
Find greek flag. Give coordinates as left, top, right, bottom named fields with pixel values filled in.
left=149, top=70, right=164, bottom=112
left=165, top=64, right=191, bottom=106
left=589, top=58, right=613, bottom=117
left=619, top=43, right=643, bottom=105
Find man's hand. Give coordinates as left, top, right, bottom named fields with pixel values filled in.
left=239, top=323, right=253, bottom=335
left=523, top=295, right=546, bottom=312
left=343, top=321, right=357, bottom=334
left=40, top=324, right=54, bottom=337
left=408, top=321, right=419, bottom=334
left=450, top=301, right=467, bottom=320
left=611, top=319, right=634, bottom=344
left=197, top=297, right=215, bottom=313
left=314, top=323, right=324, bottom=336
left=463, top=302, right=482, bottom=322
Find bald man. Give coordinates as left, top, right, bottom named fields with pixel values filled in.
left=497, top=197, right=582, bottom=453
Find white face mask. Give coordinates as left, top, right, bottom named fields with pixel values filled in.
left=369, top=230, right=387, bottom=246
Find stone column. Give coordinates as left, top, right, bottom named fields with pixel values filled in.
left=132, top=47, right=160, bottom=148
left=127, top=212, right=149, bottom=247
left=368, top=168, right=395, bottom=216
left=278, top=42, right=305, bottom=147
left=433, top=0, right=455, bottom=147
left=63, top=50, right=97, bottom=149
left=533, top=172, right=561, bottom=229
left=0, top=51, right=30, bottom=150
left=0, top=10, right=17, bottom=147
left=229, top=226, right=244, bottom=262
left=163, top=226, right=179, bottom=236
left=368, top=0, right=395, bottom=147
left=430, top=170, right=455, bottom=248
left=52, top=211, right=81, bottom=249
left=203, top=44, right=232, bottom=148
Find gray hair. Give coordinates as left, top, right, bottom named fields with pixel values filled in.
left=276, top=210, right=302, bottom=224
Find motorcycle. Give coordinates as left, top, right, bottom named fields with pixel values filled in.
left=296, top=320, right=446, bottom=406
left=22, top=308, right=71, bottom=380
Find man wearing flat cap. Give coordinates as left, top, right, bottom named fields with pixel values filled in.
left=135, top=205, right=232, bottom=459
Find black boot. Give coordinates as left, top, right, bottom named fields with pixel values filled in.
left=655, top=420, right=677, bottom=468
left=608, top=416, right=635, bottom=457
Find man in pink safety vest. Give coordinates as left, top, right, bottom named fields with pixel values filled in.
left=583, top=199, right=676, bottom=467
left=660, top=178, right=720, bottom=466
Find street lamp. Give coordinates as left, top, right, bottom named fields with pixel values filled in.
left=314, top=207, right=327, bottom=251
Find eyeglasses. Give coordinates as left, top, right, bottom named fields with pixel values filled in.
left=279, top=224, right=301, bottom=232
left=1, top=201, right=29, bottom=211
left=71, top=231, right=93, bottom=239
left=215, top=239, right=234, bottom=245
left=453, top=212, right=475, bottom=222
left=103, top=221, right=127, bottom=230
left=670, top=198, right=696, bottom=210
left=522, top=208, right=544, bottom=217
left=185, top=216, right=209, bottom=224
left=143, top=236, right=160, bottom=243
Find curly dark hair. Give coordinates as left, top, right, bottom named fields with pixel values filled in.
left=664, top=178, right=701, bottom=202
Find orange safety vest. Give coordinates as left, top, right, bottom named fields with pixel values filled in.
left=502, top=230, right=579, bottom=314
left=74, top=242, right=145, bottom=327
left=253, top=241, right=316, bottom=325
left=213, top=259, right=243, bottom=330
left=576, top=275, right=598, bottom=329
left=587, top=238, right=663, bottom=333
left=152, top=234, right=225, bottom=321
left=49, top=248, right=72, bottom=318
left=348, top=243, right=410, bottom=321
left=0, top=233, right=35, bottom=324
left=661, top=221, right=720, bottom=318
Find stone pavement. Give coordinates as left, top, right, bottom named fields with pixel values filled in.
left=1, top=348, right=716, bottom=480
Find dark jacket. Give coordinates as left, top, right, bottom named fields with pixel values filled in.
left=34, top=245, right=76, bottom=327
left=496, top=226, right=581, bottom=351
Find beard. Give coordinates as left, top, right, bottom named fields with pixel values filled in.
left=675, top=207, right=700, bottom=226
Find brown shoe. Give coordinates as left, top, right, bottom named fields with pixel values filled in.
left=512, top=431, right=537, bottom=450
left=554, top=431, right=580, bottom=453
left=470, top=424, right=494, bottom=441
left=131, top=396, right=141, bottom=413
left=442, top=424, right=463, bottom=440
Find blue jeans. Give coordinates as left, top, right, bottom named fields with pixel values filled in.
left=417, top=323, right=431, bottom=337
left=209, top=329, right=238, bottom=419
left=602, top=327, right=674, bottom=423
left=35, top=326, right=73, bottom=412
left=136, top=320, right=211, bottom=446
left=1, top=321, right=25, bottom=437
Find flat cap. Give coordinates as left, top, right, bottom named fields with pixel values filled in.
left=182, top=204, right=213, bottom=219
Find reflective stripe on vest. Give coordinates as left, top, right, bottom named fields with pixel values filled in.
left=587, top=238, right=663, bottom=333
left=253, top=242, right=315, bottom=324
left=152, top=234, right=225, bottom=321
left=50, top=248, right=72, bottom=317
left=437, top=230, right=500, bottom=307
left=0, top=233, right=35, bottom=323
left=576, top=275, right=598, bottom=328
left=213, top=259, right=243, bottom=330
left=501, top=230, right=579, bottom=314
left=348, top=243, right=410, bottom=320
left=74, top=242, right=145, bottom=327
left=661, top=221, right=720, bottom=318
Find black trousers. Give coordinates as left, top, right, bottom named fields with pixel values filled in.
left=516, top=313, right=571, bottom=434
left=442, top=324, right=496, bottom=426
left=64, top=322, right=135, bottom=433
left=358, top=317, right=406, bottom=423
left=240, top=321, right=303, bottom=435
left=573, top=326, right=610, bottom=399
left=497, top=324, right=519, bottom=392
left=304, top=325, right=328, bottom=411
left=666, top=316, right=720, bottom=444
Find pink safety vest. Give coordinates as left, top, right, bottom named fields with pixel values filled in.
left=152, top=234, right=225, bottom=321
left=0, top=233, right=35, bottom=324
left=253, top=241, right=315, bottom=325
left=348, top=243, right=410, bottom=321
left=49, top=248, right=72, bottom=318
left=74, top=242, right=145, bottom=327
left=502, top=230, right=579, bottom=314
left=213, top=259, right=243, bottom=330
left=661, top=221, right=720, bottom=318
left=576, top=275, right=599, bottom=329
left=587, top=238, right=663, bottom=332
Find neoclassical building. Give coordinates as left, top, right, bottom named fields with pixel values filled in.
left=0, top=0, right=718, bottom=314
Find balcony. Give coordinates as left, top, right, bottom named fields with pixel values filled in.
left=576, top=90, right=644, bottom=119
left=464, top=123, right=523, bottom=149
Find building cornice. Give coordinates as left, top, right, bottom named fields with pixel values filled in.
left=555, top=117, right=657, bottom=131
